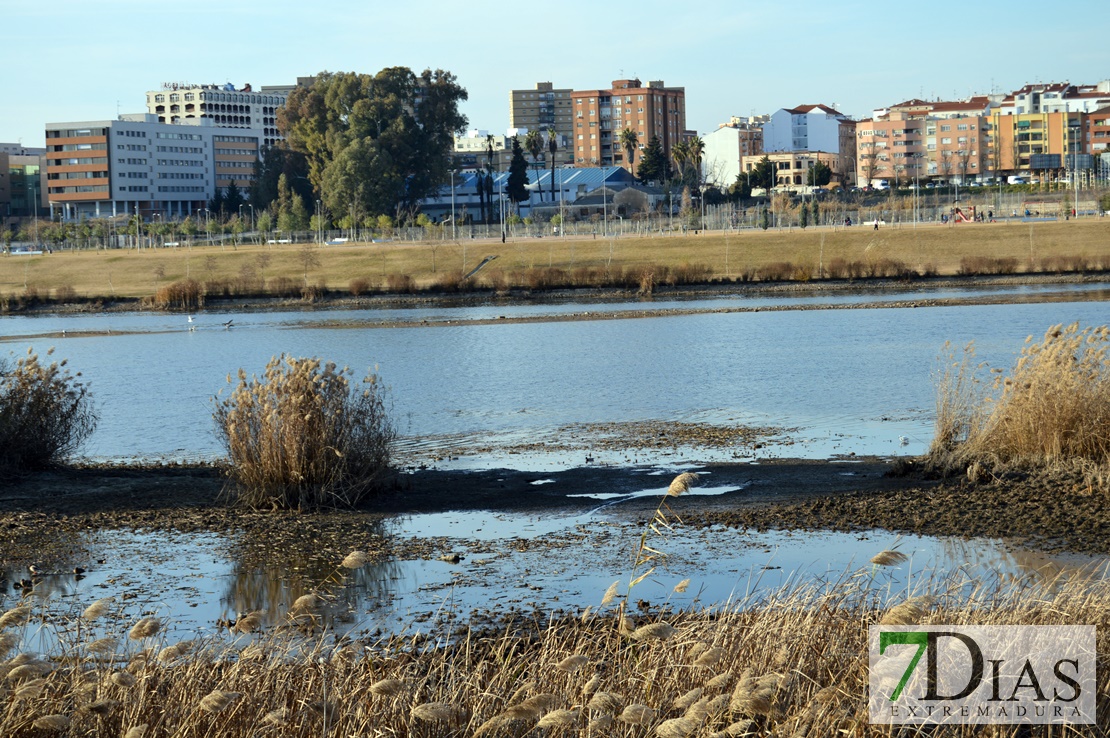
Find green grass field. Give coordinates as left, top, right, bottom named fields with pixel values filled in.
left=3, top=218, right=1109, bottom=302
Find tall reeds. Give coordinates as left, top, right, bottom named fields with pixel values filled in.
left=930, top=323, right=1110, bottom=475
left=0, top=349, right=97, bottom=476
left=213, top=356, right=395, bottom=509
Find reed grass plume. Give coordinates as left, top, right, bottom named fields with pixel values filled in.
left=214, top=355, right=395, bottom=510
left=81, top=598, right=112, bottom=620
left=341, top=550, right=370, bottom=568
left=127, top=617, right=161, bottom=640
left=198, top=690, right=240, bottom=713
left=870, top=550, right=908, bottom=566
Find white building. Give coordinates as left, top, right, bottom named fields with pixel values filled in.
left=702, top=116, right=766, bottom=188
left=762, top=104, right=849, bottom=153
left=145, top=82, right=289, bottom=148
left=45, top=114, right=260, bottom=220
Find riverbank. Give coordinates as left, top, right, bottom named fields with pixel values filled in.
left=2, top=218, right=1108, bottom=308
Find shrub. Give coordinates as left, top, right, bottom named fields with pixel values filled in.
left=214, top=356, right=395, bottom=510
left=348, top=278, right=370, bottom=297
left=385, top=274, right=416, bottom=294
left=154, top=279, right=203, bottom=310
left=268, top=277, right=302, bottom=298
left=0, top=349, right=97, bottom=476
left=930, top=323, right=1110, bottom=469
left=54, top=285, right=78, bottom=303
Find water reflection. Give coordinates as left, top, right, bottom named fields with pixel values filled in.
left=7, top=514, right=1105, bottom=649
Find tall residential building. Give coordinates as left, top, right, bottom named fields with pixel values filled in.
left=509, top=82, right=574, bottom=143
left=760, top=104, right=856, bottom=186
left=144, top=81, right=289, bottom=148
left=569, top=79, right=686, bottom=172
left=702, top=116, right=766, bottom=188
left=45, top=115, right=260, bottom=220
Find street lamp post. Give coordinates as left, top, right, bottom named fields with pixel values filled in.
left=316, top=200, right=322, bottom=244
left=450, top=169, right=456, bottom=241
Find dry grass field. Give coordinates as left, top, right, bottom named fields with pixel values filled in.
left=2, top=219, right=1109, bottom=303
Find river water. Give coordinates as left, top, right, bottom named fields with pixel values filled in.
left=1, top=282, right=1108, bottom=465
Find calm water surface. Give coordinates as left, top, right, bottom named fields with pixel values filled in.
left=1, top=283, right=1107, bottom=464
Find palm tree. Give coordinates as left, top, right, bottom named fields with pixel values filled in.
left=547, top=129, right=558, bottom=201
left=524, top=130, right=545, bottom=202
left=670, top=141, right=691, bottom=185
left=618, top=128, right=639, bottom=177
left=687, top=136, right=705, bottom=191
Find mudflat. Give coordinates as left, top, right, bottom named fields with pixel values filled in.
left=2, top=457, right=1105, bottom=580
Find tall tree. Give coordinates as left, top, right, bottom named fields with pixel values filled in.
left=636, top=135, right=668, bottom=183
left=670, top=141, right=691, bottom=187
left=224, top=181, right=245, bottom=214
left=618, top=128, right=639, bottom=177
left=209, top=186, right=227, bottom=218
left=751, top=155, right=775, bottom=191
left=506, top=136, right=530, bottom=211
left=547, top=129, right=558, bottom=201
left=687, top=137, right=705, bottom=191
left=807, top=161, right=833, bottom=187
left=525, top=130, right=545, bottom=202
left=279, top=67, right=468, bottom=220
left=250, top=145, right=311, bottom=210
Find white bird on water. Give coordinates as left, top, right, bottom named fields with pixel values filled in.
left=223, top=319, right=234, bottom=330
left=187, top=316, right=194, bottom=323
left=899, top=436, right=910, bottom=446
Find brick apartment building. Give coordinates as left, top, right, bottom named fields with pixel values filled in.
left=569, top=79, right=687, bottom=173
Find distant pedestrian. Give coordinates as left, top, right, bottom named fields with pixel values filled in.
left=873, top=221, right=879, bottom=230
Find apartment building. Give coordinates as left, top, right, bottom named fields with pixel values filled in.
left=569, top=79, right=686, bottom=172
left=509, top=82, right=574, bottom=146
left=702, top=117, right=765, bottom=188
left=0, top=144, right=46, bottom=220
left=856, top=96, right=994, bottom=186
left=762, top=104, right=852, bottom=153
left=1088, top=106, right=1110, bottom=155
left=145, top=82, right=288, bottom=148
left=995, top=81, right=1110, bottom=116
left=758, top=104, right=857, bottom=187
left=989, top=110, right=1086, bottom=176
left=45, top=115, right=260, bottom=220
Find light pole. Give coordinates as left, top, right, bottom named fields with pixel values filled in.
left=316, top=200, right=322, bottom=244
left=450, top=169, right=456, bottom=241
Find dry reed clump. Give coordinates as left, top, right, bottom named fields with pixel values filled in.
left=152, top=279, right=203, bottom=310
left=213, top=355, right=395, bottom=510
left=929, top=323, right=1110, bottom=478
left=0, top=349, right=97, bottom=477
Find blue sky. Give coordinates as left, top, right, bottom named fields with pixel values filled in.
left=3, top=0, right=1107, bottom=146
